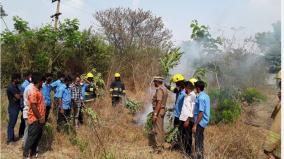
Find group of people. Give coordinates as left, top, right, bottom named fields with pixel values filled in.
left=151, top=74, right=210, bottom=159
left=6, top=71, right=125, bottom=158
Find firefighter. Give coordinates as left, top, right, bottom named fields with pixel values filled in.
left=110, top=73, right=126, bottom=107
left=82, top=72, right=96, bottom=102
left=263, top=70, right=281, bottom=159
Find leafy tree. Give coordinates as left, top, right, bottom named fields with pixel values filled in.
left=255, top=21, right=281, bottom=73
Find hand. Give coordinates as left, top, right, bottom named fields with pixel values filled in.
left=183, top=120, right=189, bottom=128
left=192, top=124, right=197, bottom=134
left=59, top=107, right=64, bottom=114
left=153, top=115, right=158, bottom=123
left=39, top=117, right=45, bottom=124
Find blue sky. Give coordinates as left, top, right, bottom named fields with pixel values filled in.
left=1, top=0, right=281, bottom=44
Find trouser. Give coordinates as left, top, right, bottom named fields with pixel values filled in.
left=153, top=108, right=165, bottom=147
left=53, top=97, right=59, bottom=115
left=195, top=124, right=205, bottom=159
left=45, top=106, right=51, bottom=122
left=7, top=106, right=20, bottom=142
left=73, top=102, right=83, bottom=126
left=23, top=119, right=29, bottom=148
left=112, top=96, right=121, bottom=107
left=180, top=120, right=194, bottom=155
left=19, top=108, right=26, bottom=138
left=23, top=121, right=43, bottom=157
left=57, top=109, right=71, bottom=131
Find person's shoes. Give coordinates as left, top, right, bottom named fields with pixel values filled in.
left=7, top=141, right=15, bottom=145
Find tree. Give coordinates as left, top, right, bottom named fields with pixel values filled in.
left=95, top=7, right=172, bottom=54
left=255, top=21, right=281, bottom=73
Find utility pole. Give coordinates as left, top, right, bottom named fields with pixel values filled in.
left=0, top=4, right=8, bottom=30
left=51, top=0, right=61, bottom=30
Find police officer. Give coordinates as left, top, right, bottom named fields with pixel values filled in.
left=263, top=70, right=281, bottom=159
left=110, top=73, right=125, bottom=107
left=152, top=76, right=168, bottom=152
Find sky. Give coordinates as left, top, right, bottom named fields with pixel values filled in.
left=1, top=0, right=281, bottom=44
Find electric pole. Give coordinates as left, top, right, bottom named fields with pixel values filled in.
left=0, top=4, right=8, bottom=30
left=51, top=0, right=61, bottom=30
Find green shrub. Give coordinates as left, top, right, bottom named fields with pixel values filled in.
left=241, top=88, right=266, bottom=104
left=144, top=112, right=154, bottom=135
left=210, top=99, right=242, bottom=124
left=125, top=98, right=142, bottom=114
left=165, top=127, right=179, bottom=143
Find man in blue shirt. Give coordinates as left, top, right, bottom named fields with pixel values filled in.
left=56, top=76, right=72, bottom=132
left=19, top=72, right=32, bottom=139
left=193, top=80, right=210, bottom=159
left=42, top=73, right=53, bottom=121
left=51, top=73, right=65, bottom=114
left=6, top=73, right=21, bottom=144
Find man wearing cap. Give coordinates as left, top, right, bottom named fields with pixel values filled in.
left=152, top=76, right=168, bottom=152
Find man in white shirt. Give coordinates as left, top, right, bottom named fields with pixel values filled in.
left=22, top=82, right=33, bottom=148
left=179, top=81, right=196, bottom=156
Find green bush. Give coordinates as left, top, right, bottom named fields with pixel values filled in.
left=165, top=127, right=179, bottom=143
left=125, top=98, right=142, bottom=114
left=210, top=99, right=242, bottom=124
left=144, top=112, right=154, bottom=135
left=241, top=88, right=266, bottom=104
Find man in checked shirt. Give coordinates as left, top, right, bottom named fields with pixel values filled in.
left=71, top=75, right=84, bottom=128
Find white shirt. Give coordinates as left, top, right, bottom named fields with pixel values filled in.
left=179, top=91, right=196, bottom=121
left=23, top=83, right=33, bottom=119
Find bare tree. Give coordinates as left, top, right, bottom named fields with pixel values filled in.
left=94, top=7, right=172, bottom=54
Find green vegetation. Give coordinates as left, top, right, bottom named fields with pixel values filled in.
left=144, top=112, right=154, bottom=135
left=209, top=89, right=242, bottom=124
left=165, top=127, right=179, bottom=143
left=125, top=98, right=142, bottom=114
left=160, top=48, right=183, bottom=76
left=241, top=88, right=266, bottom=105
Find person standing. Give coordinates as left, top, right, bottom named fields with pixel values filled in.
left=152, top=76, right=168, bottom=152
left=193, top=80, right=210, bottom=159
left=109, top=73, right=126, bottom=107
left=42, top=73, right=53, bottom=121
left=51, top=72, right=65, bottom=114
left=71, top=76, right=84, bottom=128
left=19, top=72, right=32, bottom=139
left=263, top=70, right=281, bottom=159
left=6, top=73, right=21, bottom=144
left=23, top=73, right=46, bottom=158
left=82, top=72, right=96, bottom=101
left=57, top=76, right=72, bottom=132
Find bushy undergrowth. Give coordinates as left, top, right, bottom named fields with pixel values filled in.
left=144, top=112, right=154, bottom=135
left=241, top=88, right=266, bottom=105
left=209, top=89, right=242, bottom=124
left=125, top=98, right=142, bottom=114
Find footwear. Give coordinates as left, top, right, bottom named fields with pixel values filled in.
left=7, top=141, right=15, bottom=145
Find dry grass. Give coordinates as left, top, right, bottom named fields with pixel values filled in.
left=0, top=88, right=274, bottom=159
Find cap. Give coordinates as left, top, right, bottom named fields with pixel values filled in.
left=153, top=76, right=164, bottom=82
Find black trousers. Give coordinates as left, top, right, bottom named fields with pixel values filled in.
left=195, top=124, right=205, bottom=159
left=112, top=96, right=121, bottom=107
left=19, top=109, right=26, bottom=138
left=180, top=120, right=194, bottom=156
left=23, top=121, right=43, bottom=157
left=57, top=109, right=71, bottom=131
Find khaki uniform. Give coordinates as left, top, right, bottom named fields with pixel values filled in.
left=263, top=97, right=281, bottom=158
left=152, top=85, right=168, bottom=147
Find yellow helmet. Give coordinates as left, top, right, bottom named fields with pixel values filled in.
left=172, top=74, right=185, bottom=83
left=114, top=73, right=121, bottom=78
left=189, top=78, right=198, bottom=85
left=276, top=70, right=281, bottom=80
left=86, top=72, right=94, bottom=78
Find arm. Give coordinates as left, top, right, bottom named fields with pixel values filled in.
left=31, top=103, right=43, bottom=120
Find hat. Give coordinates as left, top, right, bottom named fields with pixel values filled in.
left=153, top=76, right=164, bottom=82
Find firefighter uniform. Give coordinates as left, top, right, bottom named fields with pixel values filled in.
left=110, top=73, right=125, bottom=106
